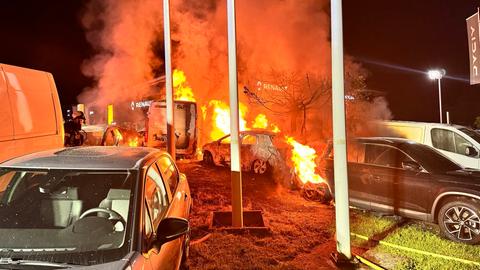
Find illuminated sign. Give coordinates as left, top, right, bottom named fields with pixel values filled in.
left=467, top=11, right=480, bottom=85
left=130, top=100, right=153, bottom=110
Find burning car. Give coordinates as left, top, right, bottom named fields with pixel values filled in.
left=202, top=130, right=281, bottom=174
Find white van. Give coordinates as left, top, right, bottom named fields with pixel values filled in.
left=0, top=63, right=63, bottom=163
left=146, top=100, right=197, bottom=158
left=376, top=121, right=480, bottom=169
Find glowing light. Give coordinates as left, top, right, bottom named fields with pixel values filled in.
left=173, top=69, right=196, bottom=102
left=252, top=114, right=268, bottom=129
left=285, top=136, right=324, bottom=185
left=128, top=137, right=139, bottom=147
left=107, top=104, right=114, bottom=125
left=427, top=69, right=446, bottom=80
left=208, top=100, right=248, bottom=140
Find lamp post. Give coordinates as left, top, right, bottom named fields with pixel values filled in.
left=427, top=69, right=446, bottom=123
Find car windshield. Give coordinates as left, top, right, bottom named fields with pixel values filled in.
left=459, top=128, right=480, bottom=144
left=401, top=143, right=463, bottom=173
left=0, top=168, right=136, bottom=266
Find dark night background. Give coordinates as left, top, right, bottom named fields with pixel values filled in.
left=0, top=1, right=479, bottom=126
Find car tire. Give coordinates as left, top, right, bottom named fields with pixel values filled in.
left=202, top=151, right=214, bottom=166
left=437, top=197, right=480, bottom=244
left=252, top=159, right=269, bottom=175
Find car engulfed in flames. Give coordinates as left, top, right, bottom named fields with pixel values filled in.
left=202, top=129, right=283, bottom=175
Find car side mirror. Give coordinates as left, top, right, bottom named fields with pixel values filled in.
left=155, top=217, right=189, bottom=246
left=465, top=146, right=478, bottom=157
left=401, top=160, right=422, bottom=172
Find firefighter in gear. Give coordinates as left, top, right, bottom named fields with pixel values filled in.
left=64, top=111, right=86, bottom=146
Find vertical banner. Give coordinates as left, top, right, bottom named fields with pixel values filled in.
left=467, top=11, right=480, bottom=85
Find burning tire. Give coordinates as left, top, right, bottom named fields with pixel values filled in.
left=438, top=197, right=480, bottom=244
left=252, top=159, right=269, bottom=175
left=202, top=151, right=214, bottom=166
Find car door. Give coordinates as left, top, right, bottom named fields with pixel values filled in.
left=215, top=135, right=232, bottom=165
left=362, top=144, right=409, bottom=213
left=430, top=128, right=479, bottom=169
left=142, top=164, right=182, bottom=270
left=345, top=141, right=372, bottom=210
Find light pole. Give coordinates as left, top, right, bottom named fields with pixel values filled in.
left=427, top=69, right=446, bottom=123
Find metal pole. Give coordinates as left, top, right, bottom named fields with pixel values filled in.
left=163, top=0, right=175, bottom=159
left=438, top=78, right=443, bottom=124
left=446, top=111, right=450, bottom=124
left=227, top=0, right=243, bottom=228
left=331, top=0, right=351, bottom=259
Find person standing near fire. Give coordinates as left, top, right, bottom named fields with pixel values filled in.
left=64, top=111, right=86, bottom=146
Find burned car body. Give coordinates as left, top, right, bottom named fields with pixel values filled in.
left=322, top=137, right=480, bottom=244
left=202, top=130, right=281, bottom=174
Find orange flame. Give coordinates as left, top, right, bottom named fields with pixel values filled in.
left=285, top=136, right=324, bottom=185
left=173, top=69, right=196, bottom=102
left=208, top=100, right=248, bottom=140
left=252, top=113, right=281, bottom=133
left=128, top=137, right=139, bottom=147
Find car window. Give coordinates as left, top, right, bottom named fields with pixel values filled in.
left=431, top=128, right=456, bottom=152
left=454, top=133, right=474, bottom=156
left=365, top=144, right=413, bottom=168
left=145, top=166, right=169, bottom=229
left=0, top=168, right=135, bottom=264
left=144, top=201, right=154, bottom=240
left=242, top=134, right=257, bottom=145
left=156, top=156, right=179, bottom=194
left=459, top=128, right=480, bottom=144
left=347, top=142, right=365, bottom=163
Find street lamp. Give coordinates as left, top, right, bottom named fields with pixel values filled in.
left=427, top=69, right=446, bottom=123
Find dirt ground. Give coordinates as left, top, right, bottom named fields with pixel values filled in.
left=177, top=161, right=340, bottom=270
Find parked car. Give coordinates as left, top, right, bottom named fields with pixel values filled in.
left=0, top=63, right=64, bottom=163
left=0, top=146, right=192, bottom=269
left=375, top=120, right=480, bottom=170
left=322, top=137, right=480, bottom=244
left=202, top=130, right=281, bottom=174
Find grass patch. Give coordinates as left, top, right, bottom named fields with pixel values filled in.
left=351, top=211, right=480, bottom=270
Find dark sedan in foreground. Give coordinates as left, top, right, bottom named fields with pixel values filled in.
left=0, top=146, right=192, bottom=269
left=322, top=137, right=480, bottom=244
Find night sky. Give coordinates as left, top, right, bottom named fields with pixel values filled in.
left=0, top=1, right=479, bottom=125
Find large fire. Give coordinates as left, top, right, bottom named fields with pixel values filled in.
left=208, top=100, right=248, bottom=140
left=252, top=114, right=281, bottom=133
left=285, top=136, right=325, bottom=185
left=173, top=69, right=196, bottom=102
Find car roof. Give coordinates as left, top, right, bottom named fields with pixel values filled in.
left=0, top=146, right=164, bottom=171
left=355, top=136, right=419, bottom=147
left=241, top=129, right=276, bottom=136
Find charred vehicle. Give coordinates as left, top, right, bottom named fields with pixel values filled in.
left=147, top=100, right=197, bottom=158
left=101, top=125, right=145, bottom=147
left=202, top=130, right=282, bottom=174
left=322, top=137, right=480, bottom=244
left=0, top=147, right=192, bottom=269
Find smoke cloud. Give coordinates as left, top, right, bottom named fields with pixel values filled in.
left=79, top=0, right=392, bottom=148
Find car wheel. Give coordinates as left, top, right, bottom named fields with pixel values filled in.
left=438, top=198, right=480, bottom=244
left=252, top=159, right=268, bottom=174
left=202, top=151, right=214, bottom=166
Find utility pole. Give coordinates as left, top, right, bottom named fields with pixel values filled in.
left=163, top=0, right=175, bottom=159
left=331, top=0, right=352, bottom=260
left=227, top=0, right=243, bottom=227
